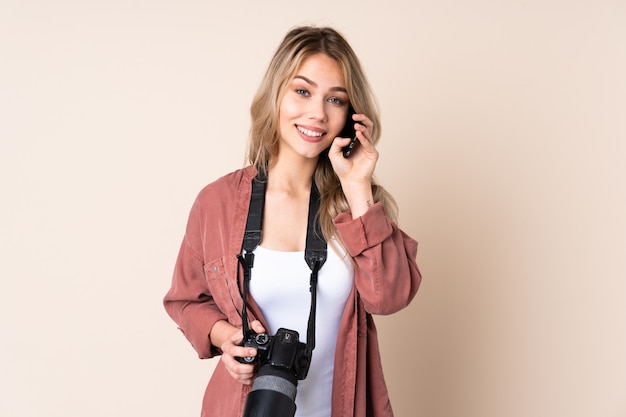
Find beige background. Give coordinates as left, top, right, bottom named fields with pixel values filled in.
left=1, top=1, right=625, bottom=416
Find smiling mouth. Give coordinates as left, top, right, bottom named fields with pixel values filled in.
left=297, top=125, right=325, bottom=138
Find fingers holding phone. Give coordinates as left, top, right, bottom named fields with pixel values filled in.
left=331, top=109, right=378, bottom=183
left=339, top=112, right=375, bottom=159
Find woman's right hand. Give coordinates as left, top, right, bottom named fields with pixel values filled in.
left=214, top=320, right=267, bottom=385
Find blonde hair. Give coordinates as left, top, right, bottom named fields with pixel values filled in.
left=248, top=25, right=398, bottom=245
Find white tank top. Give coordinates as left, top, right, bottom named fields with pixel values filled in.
left=249, top=242, right=354, bottom=417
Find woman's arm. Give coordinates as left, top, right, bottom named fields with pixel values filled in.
left=163, top=239, right=228, bottom=359
left=334, top=202, right=421, bottom=315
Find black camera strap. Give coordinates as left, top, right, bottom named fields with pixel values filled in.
left=237, top=169, right=327, bottom=355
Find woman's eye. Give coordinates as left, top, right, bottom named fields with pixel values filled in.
left=296, top=88, right=310, bottom=96
left=328, top=97, right=345, bottom=105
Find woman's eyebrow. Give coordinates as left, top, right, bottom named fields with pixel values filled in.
left=294, top=75, right=347, bottom=93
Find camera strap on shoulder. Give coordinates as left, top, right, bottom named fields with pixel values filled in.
left=237, top=168, right=327, bottom=355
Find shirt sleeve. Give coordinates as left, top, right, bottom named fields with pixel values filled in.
left=163, top=202, right=228, bottom=359
left=334, top=202, right=421, bottom=315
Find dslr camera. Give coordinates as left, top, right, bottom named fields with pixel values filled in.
left=237, top=327, right=312, bottom=417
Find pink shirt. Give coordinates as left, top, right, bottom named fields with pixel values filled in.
left=163, top=165, right=421, bottom=417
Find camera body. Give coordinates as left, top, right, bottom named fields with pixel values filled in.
left=237, top=327, right=312, bottom=380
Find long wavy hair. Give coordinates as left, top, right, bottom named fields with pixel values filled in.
left=247, top=25, right=398, bottom=246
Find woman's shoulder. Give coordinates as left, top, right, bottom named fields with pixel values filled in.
left=195, top=165, right=257, bottom=203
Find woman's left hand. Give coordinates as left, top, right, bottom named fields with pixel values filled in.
left=328, top=113, right=379, bottom=218
left=329, top=113, right=378, bottom=183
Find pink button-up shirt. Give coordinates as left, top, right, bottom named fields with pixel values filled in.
left=164, top=165, right=421, bottom=417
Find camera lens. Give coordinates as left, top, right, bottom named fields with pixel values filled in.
left=242, top=365, right=298, bottom=417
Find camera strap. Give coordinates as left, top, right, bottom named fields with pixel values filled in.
left=237, top=168, right=327, bottom=354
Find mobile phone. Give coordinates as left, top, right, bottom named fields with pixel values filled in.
left=340, top=107, right=362, bottom=158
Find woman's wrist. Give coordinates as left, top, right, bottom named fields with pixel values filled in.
left=209, top=319, right=237, bottom=350
left=342, top=180, right=374, bottom=219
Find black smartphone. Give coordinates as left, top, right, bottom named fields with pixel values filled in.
left=340, top=107, right=362, bottom=158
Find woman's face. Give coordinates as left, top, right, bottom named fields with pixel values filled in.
left=277, top=53, right=349, bottom=161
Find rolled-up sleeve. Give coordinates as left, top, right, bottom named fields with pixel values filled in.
left=163, top=238, right=227, bottom=359
left=334, top=202, right=421, bottom=315
left=163, top=187, right=233, bottom=359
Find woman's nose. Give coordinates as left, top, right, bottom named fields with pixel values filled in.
left=307, top=99, right=327, bottom=122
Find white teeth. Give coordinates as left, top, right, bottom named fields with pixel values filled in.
left=297, top=126, right=323, bottom=137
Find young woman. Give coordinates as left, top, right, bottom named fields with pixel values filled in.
left=164, top=25, right=421, bottom=417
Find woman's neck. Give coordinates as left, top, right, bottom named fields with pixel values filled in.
left=267, top=157, right=317, bottom=194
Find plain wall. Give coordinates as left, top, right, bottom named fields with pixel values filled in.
left=1, top=1, right=624, bottom=416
